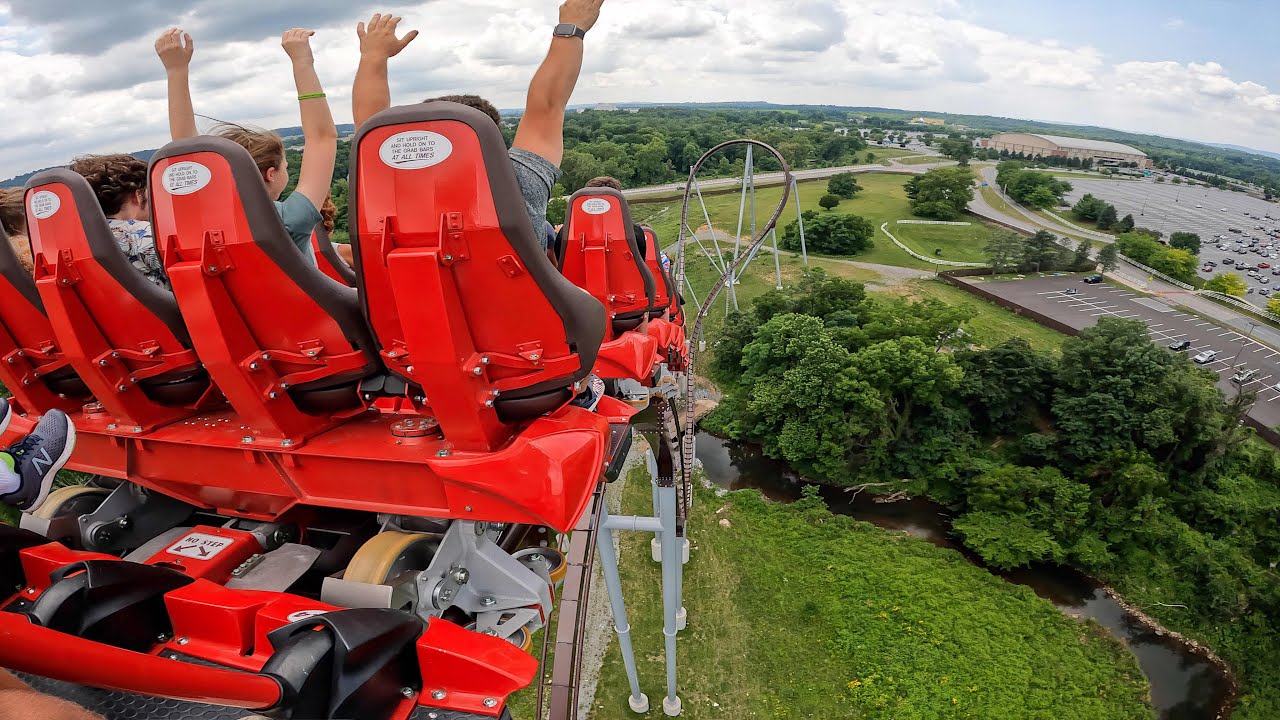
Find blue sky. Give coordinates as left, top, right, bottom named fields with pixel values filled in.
left=968, top=0, right=1277, bottom=88
left=0, top=0, right=1277, bottom=177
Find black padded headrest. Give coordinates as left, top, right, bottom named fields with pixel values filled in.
left=0, top=223, right=42, bottom=313
left=563, top=187, right=656, bottom=311
left=149, top=136, right=375, bottom=353
left=25, top=169, right=191, bottom=346
left=349, top=102, right=606, bottom=393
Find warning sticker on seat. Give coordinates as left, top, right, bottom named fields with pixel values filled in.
left=380, top=131, right=453, bottom=170
left=29, top=191, right=60, bottom=219
left=582, top=198, right=611, bottom=215
left=162, top=162, right=213, bottom=196
left=287, top=609, right=331, bottom=623
left=166, top=532, right=233, bottom=559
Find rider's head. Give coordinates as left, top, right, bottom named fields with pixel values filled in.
left=212, top=123, right=289, bottom=200
left=585, top=176, right=623, bottom=192
left=0, top=188, right=26, bottom=237
left=69, top=154, right=149, bottom=221
left=423, top=95, right=502, bottom=128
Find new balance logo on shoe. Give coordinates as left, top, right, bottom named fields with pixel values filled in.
left=29, top=447, right=53, bottom=476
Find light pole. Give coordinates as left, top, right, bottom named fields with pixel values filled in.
left=1231, top=321, right=1261, bottom=371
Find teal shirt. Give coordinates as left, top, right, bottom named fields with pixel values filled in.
left=273, top=193, right=322, bottom=267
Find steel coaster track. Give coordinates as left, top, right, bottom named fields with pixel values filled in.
left=675, top=141, right=793, bottom=504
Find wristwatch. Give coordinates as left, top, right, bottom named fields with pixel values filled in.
left=553, top=23, right=587, bottom=40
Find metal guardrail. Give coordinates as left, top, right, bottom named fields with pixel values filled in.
left=1199, top=290, right=1280, bottom=324
left=895, top=220, right=972, bottom=226
left=878, top=223, right=985, bottom=268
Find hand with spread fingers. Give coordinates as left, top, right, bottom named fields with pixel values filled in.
left=356, top=13, right=419, bottom=60
left=154, top=27, right=194, bottom=71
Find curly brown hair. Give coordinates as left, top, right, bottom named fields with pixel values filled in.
left=585, top=176, right=624, bottom=192
left=68, top=154, right=148, bottom=216
left=423, top=95, right=502, bottom=128
left=320, top=196, right=336, bottom=234
left=212, top=123, right=285, bottom=181
left=0, top=188, right=25, bottom=237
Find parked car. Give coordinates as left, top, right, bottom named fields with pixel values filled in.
left=1223, top=258, right=1235, bottom=264
left=1263, top=289, right=1272, bottom=295
left=1194, top=350, right=1220, bottom=364
left=1261, top=263, right=1271, bottom=269
left=1083, top=275, right=1103, bottom=284
left=1168, top=339, right=1192, bottom=351
left=1233, top=368, right=1259, bottom=384
left=1206, top=261, right=1218, bottom=267
left=1063, top=288, right=1079, bottom=295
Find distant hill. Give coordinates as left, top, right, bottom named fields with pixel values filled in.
left=1208, top=143, right=1280, bottom=162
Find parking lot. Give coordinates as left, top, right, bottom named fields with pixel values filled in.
left=1062, top=178, right=1280, bottom=305
left=982, top=274, right=1280, bottom=429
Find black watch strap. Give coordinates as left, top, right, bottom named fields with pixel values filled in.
left=553, top=23, right=586, bottom=40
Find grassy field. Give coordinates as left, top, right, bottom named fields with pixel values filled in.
left=977, top=184, right=1017, bottom=217
left=890, top=279, right=1068, bottom=352
left=893, top=155, right=949, bottom=166
left=891, top=222, right=990, bottom=264
left=865, top=147, right=922, bottom=163
left=633, top=174, right=1005, bottom=274
left=589, top=466, right=1151, bottom=720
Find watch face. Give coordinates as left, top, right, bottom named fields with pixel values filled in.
left=554, top=23, right=580, bottom=37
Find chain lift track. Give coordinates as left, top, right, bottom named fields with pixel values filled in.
left=675, top=141, right=794, bottom=503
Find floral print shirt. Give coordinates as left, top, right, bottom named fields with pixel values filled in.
left=105, top=219, right=170, bottom=291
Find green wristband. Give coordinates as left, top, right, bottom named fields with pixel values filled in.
left=298, top=92, right=326, bottom=101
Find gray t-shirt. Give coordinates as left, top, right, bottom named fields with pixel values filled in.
left=273, top=193, right=322, bottom=267
left=509, top=147, right=562, bottom=250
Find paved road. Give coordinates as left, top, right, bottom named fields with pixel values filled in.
left=976, top=274, right=1280, bottom=429
left=624, top=155, right=954, bottom=199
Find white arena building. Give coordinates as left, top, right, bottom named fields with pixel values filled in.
left=981, top=133, right=1152, bottom=169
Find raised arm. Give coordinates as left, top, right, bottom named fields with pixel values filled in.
left=155, top=28, right=198, bottom=140
left=282, top=29, right=338, bottom=210
left=352, top=14, right=419, bottom=128
left=512, top=0, right=605, bottom=166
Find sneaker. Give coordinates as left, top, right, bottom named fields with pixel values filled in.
left=0, top=397, right=9, bottom=436
left=569, top=375, right=605, bottom=412
left=0, top=409, right=76, bottom=513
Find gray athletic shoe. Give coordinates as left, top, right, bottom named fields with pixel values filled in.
left=0, top=409, right=75, bottom=513
left=0, top=397, right=10, bottom=436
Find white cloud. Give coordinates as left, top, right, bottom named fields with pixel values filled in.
left=0, top=0, right=1277, bottom=178
left=1163, top=16, right=1186, bottom=31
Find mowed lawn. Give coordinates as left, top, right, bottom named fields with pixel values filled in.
left=632, top=173, right=1003, bottom=273
left=891, top=222, right=991, bottom=264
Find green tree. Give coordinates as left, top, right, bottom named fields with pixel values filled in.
left=1096, top=204, right=1119, bottom=230
left=780, top=211, right=874, bottom=255
left=1116, top=213, right=1136, bottom=233
left=1148, top=247, right=1197, bottom=281
left=865, top=151, right=876, bottom=163
left=958, top=338, right=1057, bottom=435
left=1098, top=243, right=1118, bottom=273
left=546, top=195, right=568, bottom=225
left=903, top=167, right=975, bottom=220
left=1071, top=239, right=1094, bottom=271
left=826, top=172, right=861, bottom=199
left=1020, top=230, right=1059, bottom=273
left=1204, top=272, right=1248, bottom=296
left=939, top=136, right=973, bottom=166
left=984, top=232, right=1025, bottom=275
left=1268, top=297, right=1280, bottom=315
left=1071, top=194, right=1108, bottom=221
left=819, top=194, right=841, bottom=211
left=1169, top=231, right=1201, bottom=255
